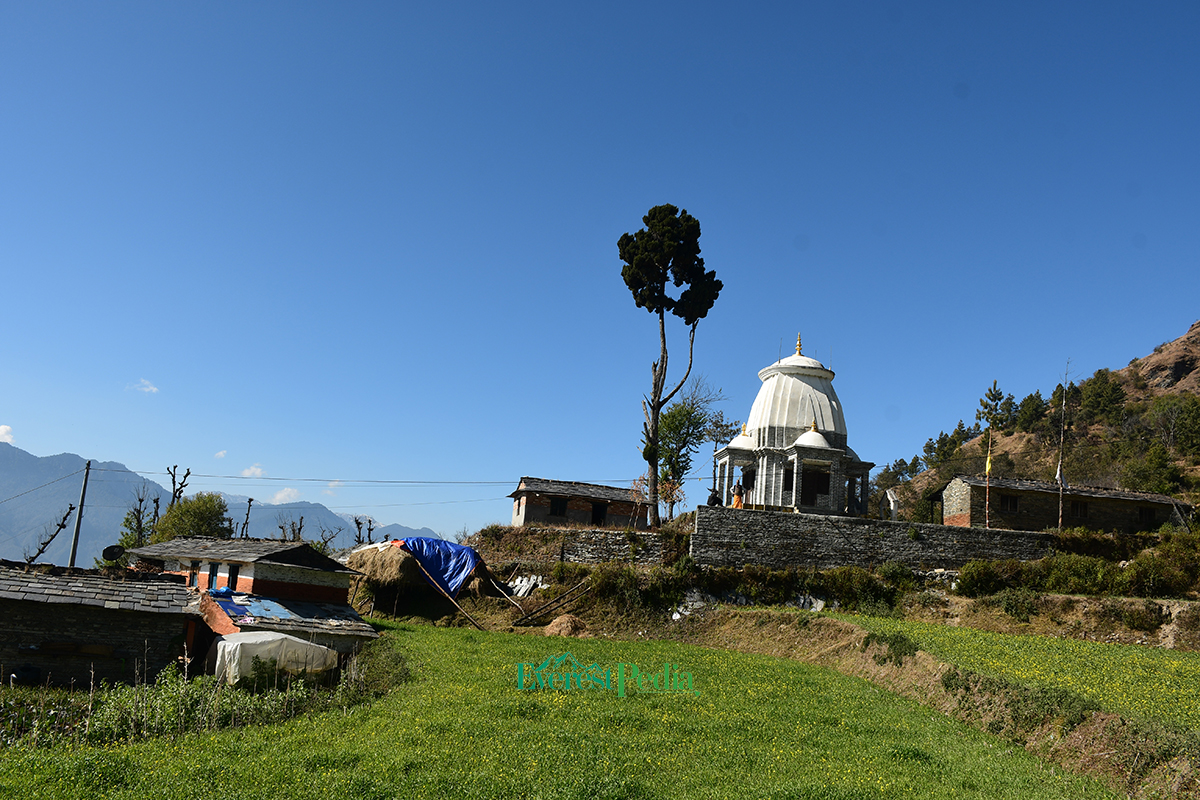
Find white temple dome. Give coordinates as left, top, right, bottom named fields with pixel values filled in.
left=744, top=347, right=847, bottom=450
left=794, top=427, right=832, bottom=449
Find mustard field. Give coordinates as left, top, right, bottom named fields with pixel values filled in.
left=0, top=622, right=1122, bottom=799
left=847, top=615, right=1200, bottom=731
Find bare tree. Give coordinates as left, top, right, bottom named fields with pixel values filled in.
left=276, top=513, right=304, bottom=541
left=241, top=498, right=254, bottom=538
left=353, top=516, right=365, bottom=546
left=366, top=517, right=376, bottom=544
left=316, top=521, right=344, bottom=552
left=167, top=465, right=191, bottom=509
left=25, top=505, right=75, bottom=564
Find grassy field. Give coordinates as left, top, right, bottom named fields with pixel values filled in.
left=0, top=621, right=1120, bottom=800
left=844, top=614, right=1200, bottom=731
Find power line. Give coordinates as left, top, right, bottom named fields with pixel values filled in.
left=91, top=468, right=639, bottom=487
left=0, top=469, right=83, bottom=506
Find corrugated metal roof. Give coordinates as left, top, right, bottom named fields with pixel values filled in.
left=211, top=590, right=377, bottom=639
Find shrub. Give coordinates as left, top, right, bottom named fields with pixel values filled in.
left=979, top=588, right=1041, bottom=623
left=956, top=560, right=1002, bottom=597
left=821, top=566, right=896, bottom=611
left=1102, top=598, right=1171, bottom=632
left=1120, top=551, right=1193, bottom=598
left=1041, top=553, right=1120, bottom=595
left=861, top=631, right=919, bottom=666
left=589, top=562, right=642, bottom=611
left=876, top=561, right=917, bottom=591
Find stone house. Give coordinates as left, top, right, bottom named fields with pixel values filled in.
left=510, top=477, right=647, bottom=529
left=934, top=475, right=1191, bottom=534
left=0, top=560, right=201, bottom=687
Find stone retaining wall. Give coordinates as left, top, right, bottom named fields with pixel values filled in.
left=560, top=528, right=665, bottom=565
left=692, top=506, right=1054, bottom=571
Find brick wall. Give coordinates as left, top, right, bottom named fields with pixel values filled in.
left=0, top=600, right=190, bottom=687
left=692, top=506, right=1053, bottom=571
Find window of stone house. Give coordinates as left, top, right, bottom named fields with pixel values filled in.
left=784, top=467, right=794, bottom=492
left=1070, top=501, right=1088, bottom=519
left=550, top=497, right=567, bottom=517
left=999, top=494, right=1019, bottom=513
left=227, top=564, right=240, bottom=591
left=591, top=502, right=608, bottom=526
left=188, top=560, right=200, bottom=587
left=207, top=563, right=220, bottom=591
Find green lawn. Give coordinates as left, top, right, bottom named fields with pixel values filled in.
left=0, top=622, right=1119, bottom=799
left=845, top=614, right=1200, bottom=730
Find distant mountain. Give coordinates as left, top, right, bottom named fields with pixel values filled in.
left=0, top=444, right=168, bottom=565
left=0, top=443, right=443, bottom=565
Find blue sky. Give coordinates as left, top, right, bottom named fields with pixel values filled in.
left=2, top=2, right=1198, bottom=538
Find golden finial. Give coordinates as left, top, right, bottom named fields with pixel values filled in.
left=796, top=333, right=802, bottom=355
left=741, top=424, right=748, bottom=436
left=810, top=419, right=819, bottom=432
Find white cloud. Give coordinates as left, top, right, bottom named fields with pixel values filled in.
left=131, top=379, right=159, bottom=393
left=241, top=463, right=265, bottom=478
left=0, top=425, right=13, bottom=443
left=214, top=450, right=227, bottom=459
left=272, top=488, right=301, bottom=504
left=322, top=480, right=343, bottom=496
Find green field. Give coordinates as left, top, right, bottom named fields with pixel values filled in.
left=0, top=621, right=1120, bottom=800
left=845, top=614, right=1200, bottom=731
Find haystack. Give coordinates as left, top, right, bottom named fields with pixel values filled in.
left=545, top=614, right=589, bottom=638
left=346, top=542, right=508, bottom=598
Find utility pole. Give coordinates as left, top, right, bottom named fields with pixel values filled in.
left=68, top=460, right=91, bottom=569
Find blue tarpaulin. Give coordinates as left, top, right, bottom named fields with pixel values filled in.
left=395, top=537, right=481, bottom=598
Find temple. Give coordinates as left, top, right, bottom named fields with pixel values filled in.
left=715, top=335, right=874, bottom=515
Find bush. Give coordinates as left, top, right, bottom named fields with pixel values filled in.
left=589, top=562, right=642, bottom=611
left=821, top=566, right=896, bottom=611
left=1041, top=553, right=1120, bottom=595
left=1102, top=598, right=1171, bottom=632
left=876, top=561, right=917, bottom=591
left=956, top=560, right=1002, bottom=597
left=979, top=588, right=1041, bottom=623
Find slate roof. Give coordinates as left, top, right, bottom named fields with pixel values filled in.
left=510, top=477, right=636, bottom=505
left=0, top=561, right=199, bottom=615
left=942, top=475, right=1187, bottom=507
left=127, top=537, right=357, bottom=574
left=210, top=591, right=378, bottom=640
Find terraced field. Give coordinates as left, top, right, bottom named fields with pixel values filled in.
left=0, top=621, right=1119, bottom=799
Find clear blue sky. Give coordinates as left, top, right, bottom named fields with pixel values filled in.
left=3, top=2, right=1198, bottom=538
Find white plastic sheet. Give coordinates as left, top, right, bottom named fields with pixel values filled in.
left=206, top=631, right=338, bottom=684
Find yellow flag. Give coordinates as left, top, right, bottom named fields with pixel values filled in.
left=986, top=452, right=992, bottom=475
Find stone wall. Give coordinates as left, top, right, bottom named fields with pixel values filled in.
left=691, top=506, right=1054, bottom=571
left=560, top=528, right=665, bottom=565
left=0, top=600, right=190, bottom=687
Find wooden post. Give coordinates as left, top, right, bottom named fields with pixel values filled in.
left=68, top=461, right=91, bottom=569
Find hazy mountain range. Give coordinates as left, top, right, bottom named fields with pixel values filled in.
left=0, top=443, right=438, bottom=565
